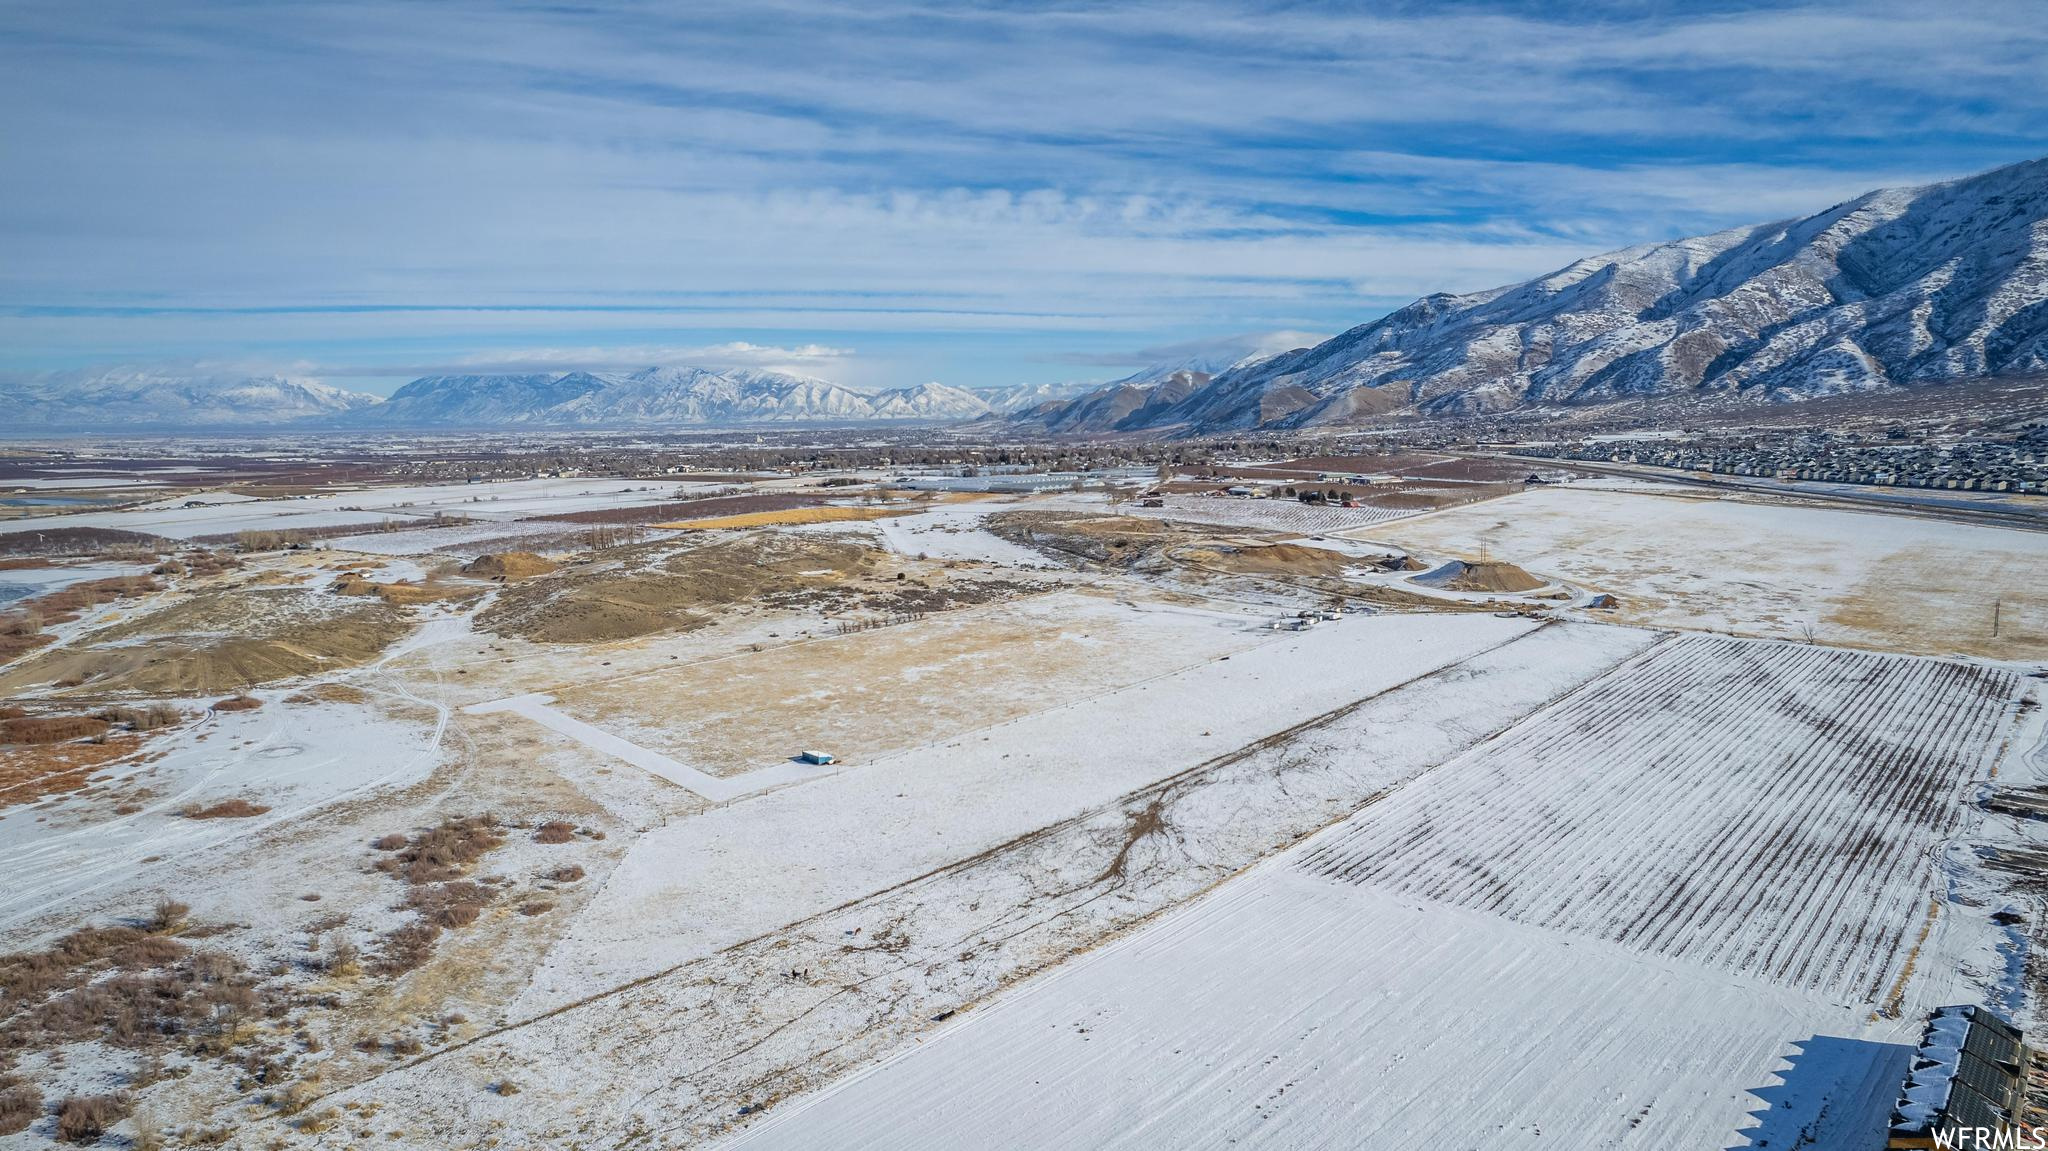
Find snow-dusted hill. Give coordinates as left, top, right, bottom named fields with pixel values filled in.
left=1005, top=331, right=1319, bottom=433
left=1046, top=155, right=2048, bottom=432
left=355, top=367, right=991, bottom=427
left=0, top=369, right=384, bottom=428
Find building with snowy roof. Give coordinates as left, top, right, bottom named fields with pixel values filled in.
left=1887, top=1005, right=2028, bottom=1149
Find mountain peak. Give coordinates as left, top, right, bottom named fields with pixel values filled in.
left=1028, top=154, right=2048, bottom=433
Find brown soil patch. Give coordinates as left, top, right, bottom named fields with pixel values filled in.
left=330, top=571, right=477, bottom=605
left=986, top=510, right=1188, bottom=568
left=556, top=593, right=1238, bottom=775
left=282, top=683, right=371, bottom=706
left=1177, top=541, right=1351, bottom=578
left=461, top=552, right=557, bottom=580
left=211, top=695, right=262, bottom=712
left=479, top=533, right=883, bottom=644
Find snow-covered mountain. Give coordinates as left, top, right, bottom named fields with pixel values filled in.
left=1042, top=156, right=2048, bottom=432
left=971, top=380, right=1100, bottom=414
left=353, top=366, right=989, bottom=426
left=0, top=369, right=384, bottom=429
left=866, top=381, right=992, bottom=420
left=1005, top=331, right=1321, bottom=434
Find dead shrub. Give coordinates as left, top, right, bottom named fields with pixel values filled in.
left=179, top=799, right=269, bottom=820
left=56, top=1093, right=131, bottom=1144
left=547, top=865, right=585, bottom=882
left=0, top=716, right=111, bottom=745
left=147, top=899, right=189, bottom=934
left=318, top=937, right=359, bottom=978
left=371, top=833, right=408, bottom=851
left=408, top=881, right=493, bottom=930
left=0, top=1080, right=40, bottom=1135
left=97, top=704, right=182, bottom=732
left=533, top=821, right=576, bottom=844
left=518, top=902, right=553, bottom=916
left=375, top=815, right=505, bottom=885
left=370, top=922, right=440, bottom=976
left=210, top=695, right=262, bottom=713
left=0, top=909, right=270, bottom=1070
left=389, top=1034, right=422, bottom=1056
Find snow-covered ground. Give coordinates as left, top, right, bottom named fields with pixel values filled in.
left=0, top=686, right=448, bottom=937
left=515, top=610, right=1544, bottom=1008
left=1360, top=484, right=2048, bottom=658
left=0, top=476, right=719, bottom=540
left=273, top=620, right=1657, bottom=1148
left=732, top=874, right=1912, bottom=1151
left=728, top=634, right=2024, bottom=1151
left=0, top=561, right=153, bottom=605
left=1126, top=494, right=1417, bottom=534
left=866, top=504, right=1053, bottom=566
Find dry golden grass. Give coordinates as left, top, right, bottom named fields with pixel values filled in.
left=653, top=505, right=915, bottom=530
left=0, top=735, right=144, bottom=810
left=180, top=799, right=270, bottom=819
left=0, top=716, right=110, bottom=745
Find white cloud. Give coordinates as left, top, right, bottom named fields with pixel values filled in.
left=0, top=0, right=2041, bottom=387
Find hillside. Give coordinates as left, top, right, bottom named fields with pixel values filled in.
left=1030, top=155, right=2048, bottom=432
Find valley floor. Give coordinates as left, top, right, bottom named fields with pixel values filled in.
left=0, top=467, right=2043, bottom=1150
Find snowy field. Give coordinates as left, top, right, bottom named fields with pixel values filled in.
left=0, top=686, right=447, bottom=937
left=1299, top=635, right=2019, bottom=1001
left=3, top=465, right=2040, bottom=1151
left=0, top=476, right=715, bottom=540
left=279, top=620, right=1659, bottom=1147
left=730, top=634, right=2023, bottom=1151
left=865, top=504, right=1054, bottom=566
left=732, top=875, right=1913, bottom=1151
left=1361, top=484, right=2048, bottom=658
left=516, top=609, right=1549, bottom=1005
left=1125, top=495, right=1419, bottom=533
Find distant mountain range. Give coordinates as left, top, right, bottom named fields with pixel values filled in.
left=11, top=156, right=2042, bottom=435
left=356, top=367, right=993, bottom=427
left=0, top=369, right=382, bottom=429
left=0, top=366, right=998, bottom=430
left=1016, top=155, right=2048, bottom=433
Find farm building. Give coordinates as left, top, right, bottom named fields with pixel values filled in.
left=797, top=750, right=836, bottom=766
left=1887, top=1005, right=2029, bottom=1148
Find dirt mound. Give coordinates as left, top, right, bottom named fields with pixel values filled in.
left=1179, top=542, right=1351, bottom=578
left=0, top=590, right=409, bottom=696
left=478, top=533, right=883, bottom=644
left=986, top=511, right=1183, bottom=568
left=330, top=571, right=474, bottom=605
left=1414, top=559, right=1546, bottom=594
left=462, top=552, right=556, bottom=580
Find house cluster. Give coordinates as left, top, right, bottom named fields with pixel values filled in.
left=1526, top=432, right=2045, bottom=494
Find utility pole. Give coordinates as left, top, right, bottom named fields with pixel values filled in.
left=1992, top=599, right=2001, bottom=638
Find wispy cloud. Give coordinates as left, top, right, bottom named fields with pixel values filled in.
left=0, top=0, right=2042, bottom=387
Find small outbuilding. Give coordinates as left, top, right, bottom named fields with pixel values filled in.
left=797, top=750, right=836, bottom=766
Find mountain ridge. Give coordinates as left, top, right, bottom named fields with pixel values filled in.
left=1023, top=155, right=2048, bottom=433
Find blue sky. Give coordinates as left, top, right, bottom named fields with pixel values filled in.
left=3, top=0, right=2045, bottom=395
